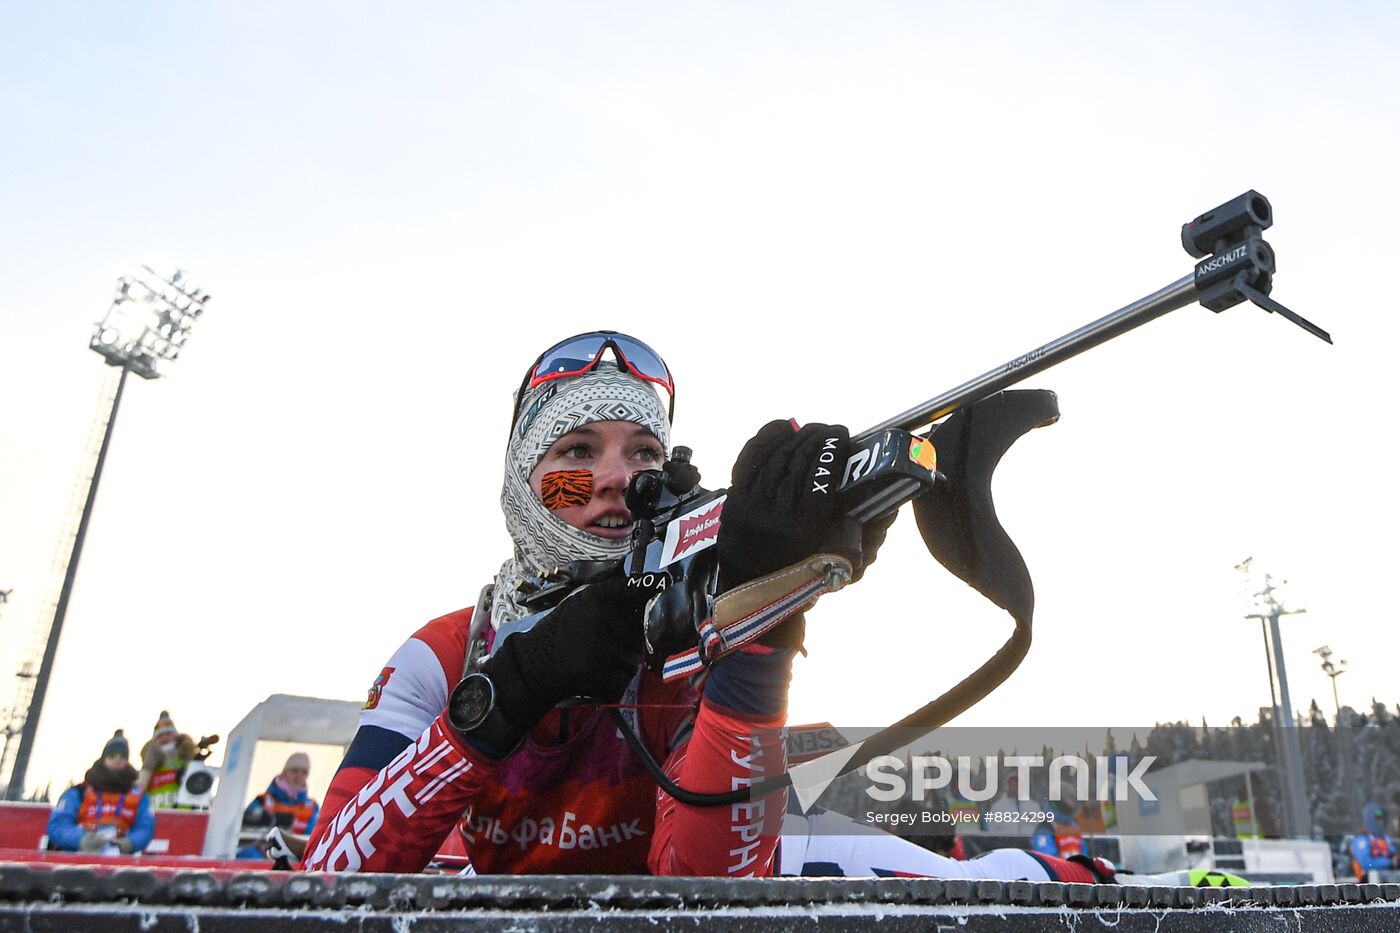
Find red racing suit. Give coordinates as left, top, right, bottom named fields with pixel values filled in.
left=303, top=605, right=789, bottom=876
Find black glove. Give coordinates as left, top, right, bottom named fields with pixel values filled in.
left=481, top=575, right=651, bottom=742
left=718, top=421, right=897, bottom=648
left=719, top=420, right=895, bottom=585
left=719, top=421, right=848, bottom=587
left=854, top=505, right=897, bottom=584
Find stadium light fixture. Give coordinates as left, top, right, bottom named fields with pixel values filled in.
left=4, top=267, right=210, bottom=800
left=89, top=266, right=210, bottom=380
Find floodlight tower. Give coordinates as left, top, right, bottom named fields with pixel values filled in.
left=1315, top=643, right=1352, bottom=818
left=3, top=269, right=209, bottom=801
left=1235, top=558, right=1313, bottom=839
left=0, top=589, right=16, bottom=772
left=1314, top=645, right=1348, bottom=718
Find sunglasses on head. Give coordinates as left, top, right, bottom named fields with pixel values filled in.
left=511, top=331, right=675, bottom=436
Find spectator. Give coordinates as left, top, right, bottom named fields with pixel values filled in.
left=1351, top=801, right=1397, bottom=881
left=1051, top=790, right=1088, bottom=858
left=47, top=730, right=154, bottom=855
left=138, top=710, right=197, bottom=809
left=984, top=771, right=1034, bottom=837
left=946, top=783, right=983, bottom=835
left=239, top=752, right=321, bottom=859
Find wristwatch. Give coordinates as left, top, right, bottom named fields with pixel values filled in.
left=447, top=672, right=523, bottom=756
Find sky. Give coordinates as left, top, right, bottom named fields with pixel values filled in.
left=1, top=2, right=1397, bottom=797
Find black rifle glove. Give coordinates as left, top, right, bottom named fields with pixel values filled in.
left=718, top=421, right=897, bottom=648
left=480, top=575, right=649, bottom=743
left=853, top=506, right=898, bottom=584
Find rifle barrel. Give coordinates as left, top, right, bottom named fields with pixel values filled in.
left=857, top=273, right=1199, bottom=443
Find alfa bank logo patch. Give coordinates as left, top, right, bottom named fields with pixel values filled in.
left=678, top=502, right=723, bottom=551
left=659, top=495, right=726, bottom=568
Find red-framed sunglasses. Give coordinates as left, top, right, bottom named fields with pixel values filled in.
left=512, top=331, right=675, bottom=436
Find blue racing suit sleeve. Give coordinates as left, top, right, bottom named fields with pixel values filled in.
left=703, top=646, right=795, bottom=718
left=46, top=787, right=85, bottom=851
left=126, top=793, right=155, bottom=852
left=341, top=724, right=413, bottom=771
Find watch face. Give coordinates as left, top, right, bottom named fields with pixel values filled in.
left=449, top=675, right=494, bottom=732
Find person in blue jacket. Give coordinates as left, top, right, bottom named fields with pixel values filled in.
left=47, top=730, right=155, bottom=855
left=1350, top=802, right=1397, bottom=881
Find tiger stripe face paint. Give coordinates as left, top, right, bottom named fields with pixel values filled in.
left=541, top=469, right=594, bottom=511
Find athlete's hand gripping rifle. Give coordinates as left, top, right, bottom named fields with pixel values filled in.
left=515, top=190, right=1330, bottom=806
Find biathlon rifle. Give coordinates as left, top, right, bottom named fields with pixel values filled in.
left=513, top=190, right=1331, bottom=807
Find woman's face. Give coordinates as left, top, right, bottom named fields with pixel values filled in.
left=528, top=420, right=664, bottom=540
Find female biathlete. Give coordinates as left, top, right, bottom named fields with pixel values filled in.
left=301, top=331, right=1107, bottom=883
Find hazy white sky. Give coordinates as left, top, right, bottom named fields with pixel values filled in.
left=1, top=2, right=1396, bottom=795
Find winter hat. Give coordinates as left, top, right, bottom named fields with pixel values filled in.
left=103, top=730, right=129, bottom=759
left=492, top=361, right=669, bottom=628
left=1364, top=802, right=1388, bottom=836
left=153, top=711, right=177, bottom=741
left=283, top=752, right=311, bottom=773
left=501, top=361, right=670, bottom=571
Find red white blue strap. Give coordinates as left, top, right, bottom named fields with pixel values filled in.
left=661, top=561, right=844, bottom=682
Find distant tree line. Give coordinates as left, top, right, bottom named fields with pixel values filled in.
left=1142, top=700, right=1400, bottom=837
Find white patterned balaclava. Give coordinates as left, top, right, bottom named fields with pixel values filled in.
left=491, top=362, right=670, bottom=628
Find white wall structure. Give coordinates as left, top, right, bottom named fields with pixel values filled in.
left=1243, top=838, right=1334, bottom=884
left=1117, top=759, right=1267, bottom=875
left=202, top=694, right=360, bottom=858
